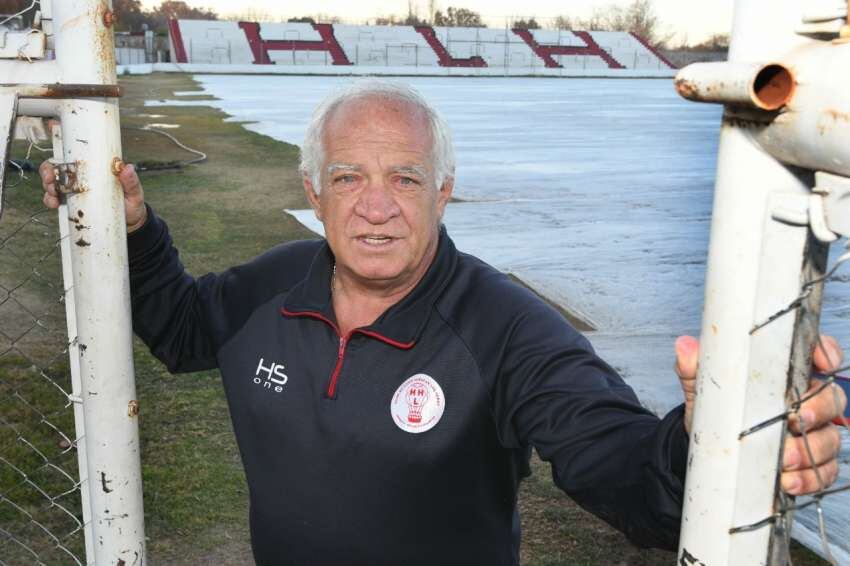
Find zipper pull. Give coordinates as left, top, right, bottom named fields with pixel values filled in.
left=338, top=336, right=346, bottom=358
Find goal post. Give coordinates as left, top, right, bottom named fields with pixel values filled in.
left=676, top=1, right=850, bottom=564
left=0, top=1, right=146, bottom=564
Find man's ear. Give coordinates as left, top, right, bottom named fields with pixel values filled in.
left=303, top=176, right=322, bottom=221
left=436, top=177, right=454, bottom=219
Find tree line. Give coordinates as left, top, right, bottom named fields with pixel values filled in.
left=1, top=0, right=711, bottom=49
left=110, top=1, right=217, bottom=33
left=0, top=1, right=220, bottom=33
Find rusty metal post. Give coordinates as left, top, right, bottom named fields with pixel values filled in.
left=676, top=1, right=850, bottom=564
left=51, top=1, right=146, bottom=564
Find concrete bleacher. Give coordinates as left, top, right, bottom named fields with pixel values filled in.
left=590, top=31, right=673, bottom=70
left=174, top=20, right=254, bottom=64
left=334, top=25, right=439, bottom=67
left=430, top=27, right=537, bottom=68
left=167, top=19, right=676, bottom=77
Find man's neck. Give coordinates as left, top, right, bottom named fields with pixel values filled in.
left=331, top=282, right=411, bottom=336
left=331, top=256, right=436, bottom=336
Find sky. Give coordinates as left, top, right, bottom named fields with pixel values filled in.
left=142, top=0, right=735, bottom=45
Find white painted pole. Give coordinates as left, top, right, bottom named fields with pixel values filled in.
left=677, top=2, right=822, bottom=564
left=52, top=125, right=96, bottom=565
left=50, top=1, right=147, bottom=564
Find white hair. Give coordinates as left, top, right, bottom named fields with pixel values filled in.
left=299, top=80, right=455, bottom=192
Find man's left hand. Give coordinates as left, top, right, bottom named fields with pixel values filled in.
left=674, top=334, right=847, bottom=496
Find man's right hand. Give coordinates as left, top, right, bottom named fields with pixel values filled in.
left=39, top=160, right=148, bottom=233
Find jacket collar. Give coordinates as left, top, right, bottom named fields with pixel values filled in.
left=281, top=225, right=457, bottom=347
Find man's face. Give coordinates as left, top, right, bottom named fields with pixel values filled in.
left=303, top=98, right=453, bottom=292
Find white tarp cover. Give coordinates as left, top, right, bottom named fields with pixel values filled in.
left=149, top=75, right=850, bottom=563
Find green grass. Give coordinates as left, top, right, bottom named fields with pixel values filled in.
left=0, top=73, right=831, bottom=565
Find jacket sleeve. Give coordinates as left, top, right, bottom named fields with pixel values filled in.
left=445, top=264, right=689, bottom=551
left=495, top=297, right=688, bottom=550
left=127, top=205, right=300, bottom=373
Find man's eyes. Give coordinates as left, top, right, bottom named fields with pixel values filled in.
left=334, top=174, right=358, bottom=184
left=396, top=176, right=421, bottom=187
left=329, top=174, right=423, bottom=189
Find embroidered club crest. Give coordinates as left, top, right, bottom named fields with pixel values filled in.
left=390, top=374, right=445, bottom=433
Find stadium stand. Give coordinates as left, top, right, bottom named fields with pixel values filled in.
left=154, top=19, right=676, bottom=78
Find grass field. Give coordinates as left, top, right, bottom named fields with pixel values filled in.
left=0, top=73, right=828, bottom=565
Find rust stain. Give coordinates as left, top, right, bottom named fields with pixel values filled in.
left=95, top=1, right=117, bottom=79
left=825, top=109, right=850, bottom=123
left=43, top=84, right=122, bottom=98
left=112, top=157, right=125, bottom=176
left=100, top=471, right=113, bottom=493
left=711, top=324, right=717, bottom=335
left=127, top=400, right=140, bottom=418
left=817, top=109, right=850, bottom=137
left=674, top=77, right=699, bottom=100
left=103, top=9, right=116, bottom=28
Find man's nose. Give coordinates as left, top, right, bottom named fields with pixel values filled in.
left=354, top=178, right=401, bottom=224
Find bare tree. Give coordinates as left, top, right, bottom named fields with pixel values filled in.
left=152, top=1, right=217, bottom=21
left=222, top=7, right=278, bottom=22
left=551, top=15, right=573, bottom=30
left=512, top=17, right=541, bottom=30
left=375, top=14, right=401, bottom=26
left=312, top=13, right=343, bottom=24
left=404, top=1, right=427, bottom=25
left=686, top=33, right=730, bottom=51
left=428, top=0, right=438, bottom=23
left=556, top=0, right=671, bottom=47
left=433, top=7, right=484, bottom=27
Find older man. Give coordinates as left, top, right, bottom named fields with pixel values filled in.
left=41, top=81, right=845, bottom=565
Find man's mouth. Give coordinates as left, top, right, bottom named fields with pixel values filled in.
left=358, top=235, right=396, bottom=246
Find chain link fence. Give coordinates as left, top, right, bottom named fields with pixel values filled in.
left=0, top=155, right=85, bottom=564
left=733, top=246, right=850, bottom=565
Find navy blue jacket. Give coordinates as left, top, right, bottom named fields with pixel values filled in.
left=128, top=207, right=688, bottom=565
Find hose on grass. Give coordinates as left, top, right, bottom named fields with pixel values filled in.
left=121, top=125, right=207, bottom=171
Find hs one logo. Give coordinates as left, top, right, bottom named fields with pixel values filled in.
left=254, top=358, right=288, bottom=393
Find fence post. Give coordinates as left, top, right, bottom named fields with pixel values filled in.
left=51, top=1, right=146, bottom=563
